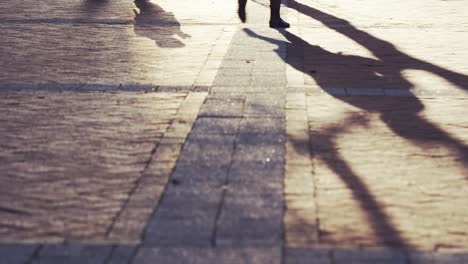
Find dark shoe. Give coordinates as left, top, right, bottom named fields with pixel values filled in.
left=269, top=18, right=290, bottom=28
left=238, top=0, right=247, bottom=23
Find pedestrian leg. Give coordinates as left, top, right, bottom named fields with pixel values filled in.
left=269, top=0, right=290, bottom=28
left=238, top=0, right=247, bottom=22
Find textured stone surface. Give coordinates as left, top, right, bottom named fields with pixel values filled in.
left=282, top=0, right=468, bottom=255
left=0, top=91, right=186, bottom=243
left=0, top=0, right=238, bottom=88
left=1, top=0, right=468, bottom=262
left=32, top=245, right=112, bottom=264
left=133, top=246, right=282, bottom=264
left=0, top=245, right=37, bottom=264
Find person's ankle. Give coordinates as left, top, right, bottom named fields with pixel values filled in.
left=269, top=18, right=290, bottom=28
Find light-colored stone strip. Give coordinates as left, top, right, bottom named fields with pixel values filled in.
left=107, top=92, right=208, bottom=243
left=193, top=27, right=237, bottom=87
left=284, top=92, right=318, bottom=248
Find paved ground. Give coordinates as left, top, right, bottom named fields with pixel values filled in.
left=1, top=0, right=468, bottom=263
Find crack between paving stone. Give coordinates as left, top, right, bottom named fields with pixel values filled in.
left=102, top=245, right=117, bottom=264
left=193, top=27, right=227, bottom=90
left=126, top=245, right=141, bottom=264
left=104, top=137, right=161, bottom=237
left=136, top=94, right=211, bottom=244
left=305, top=93, right=322, bottom=244
left=210, top=96, right=247, bottom=247
left=24, top=245, right=43, bottom=264
left=104, top=93, right=189, bottom=239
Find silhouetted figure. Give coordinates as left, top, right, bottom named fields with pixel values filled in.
left=133, top=0, right=190, bottom=48
left=238, top=0, right=290, bottom=28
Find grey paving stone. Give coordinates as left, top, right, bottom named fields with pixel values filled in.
left=143, top=219, right=214, bottom=247
left=177, top=134, right=236, bottom=165
left=216, top=192, right=283, bottom=246
left=105, top=246, right=136, bottom=264
left=433, top=252, right=468, bottom=264
left=233, top=142, right=285, bottom=163
left=191, top=117, right=241, bottom=135
left=407, top=252, right=434, bottom=264
left=133, top=246, right=282, bottom=264
left=32, top=245, right=112, bottom=264
left=243, top=94, right=286, bottom=118
left=239, top=117, right=285, bottom=135
left=144, top=188, right=222, bottom=246
left=237, top=131, right=286, bottom=145
left=170, top=163, right=230, bottom=187
left=284, top=248, right=332, bottom=264
left=226, top=179, right=283, bottom=196
left=0, top=245, right=38, bottom=264
left=251, top=77, right=287, bottom=87
left=213, top=76, right=252, bottom=87
left=332, top=248, right=408, bottom=264
left=216, top=217, right=283, bottom=246
left=151, top=188, right=222, bottom=220
left=199, top=95, right=245, bottom=118
left=229, top=160, right=284, bottom=184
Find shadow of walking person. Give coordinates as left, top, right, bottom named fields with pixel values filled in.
left=288, top=0, right=468, bottom=93
left=133, top=0, right=190, bottom=48
left=244, top=15, right=468, bottom=171
left=244, top=11, right=468, bottom=248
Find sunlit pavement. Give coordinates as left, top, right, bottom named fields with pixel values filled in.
left=1, top=0, right=468, bottom=263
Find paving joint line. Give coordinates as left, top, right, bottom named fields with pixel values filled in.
left=24, top=245, right=43, bottom=264
left=210, top=95, right=247, bottom=247
left=104, top=123, right=164, bottom=238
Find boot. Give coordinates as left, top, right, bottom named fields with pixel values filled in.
left=269, top=0, right=289, bottom=28
left=238, top=0, right=247, bottom=23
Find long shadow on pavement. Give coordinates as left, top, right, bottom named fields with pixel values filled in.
left=244, top=1, right=468, bottom=251
left=133, top=0, right=190, bottom=48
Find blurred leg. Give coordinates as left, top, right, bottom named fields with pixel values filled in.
left=238, top=0, right=247, bottom=22
left=269, top=0, right=290, bottom=28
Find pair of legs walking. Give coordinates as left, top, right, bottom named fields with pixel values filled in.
left=238, top=0, right=290, bottom=28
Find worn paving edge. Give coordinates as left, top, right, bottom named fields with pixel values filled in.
left=106, top=92, right=208, bottom=244
left=284, top=92, right=318, bottom=248
left=0, top=83, right=210, bottom=93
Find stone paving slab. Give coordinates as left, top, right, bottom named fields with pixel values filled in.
left=133, top=246, right=282, bottom=264
left=0, top=90, right=205, bottom=244
left=1, top=0, right=468, bottom=263
left=0, top=0, right=239, bottom=24
left=0, top=23, right=227, bottom=87
left=285, top=92, right=468, bottom=252
left=0, top=245, right=38, bottom=264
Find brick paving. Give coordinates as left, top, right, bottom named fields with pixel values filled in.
left=0, top=91, right=205, bottom=244
left=1, top=0, right=468, bottom=263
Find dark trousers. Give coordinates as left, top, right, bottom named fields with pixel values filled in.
left=270, top=0, right=281, bottom=19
